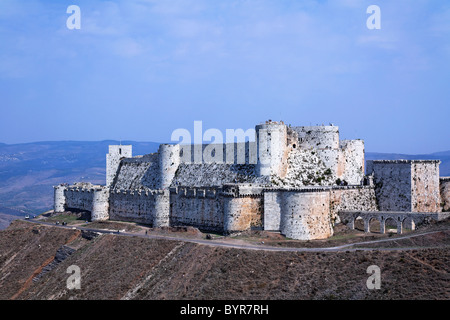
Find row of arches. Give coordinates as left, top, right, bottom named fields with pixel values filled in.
left=348, top=214, right=416, bottom=234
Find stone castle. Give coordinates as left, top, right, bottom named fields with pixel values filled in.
left=54, top=121, right=450, bottom=240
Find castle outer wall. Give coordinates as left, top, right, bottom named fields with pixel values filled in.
left=53, top=121, right=445, bottom=240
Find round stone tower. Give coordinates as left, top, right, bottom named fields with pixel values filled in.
left=91, top=187, right=110, bottom=221
left=153, top=190, right=170, bottom=227
left=255, top=121, right=288, bottom=177
left=106, top=145, right=132, bottom=187
left=53, top=184, right=66, bottom=213
left=158, top=144, right=181, bottom=189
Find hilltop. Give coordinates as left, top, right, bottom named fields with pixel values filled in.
left=0, top=140, right=449, bottom=225
left=0, top=218, right=449, bottom=300
left=0, top=140, right=450, bottom=230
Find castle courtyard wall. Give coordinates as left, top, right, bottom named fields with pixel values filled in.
left=169, top=187, right=225, bottom=232
left=329, top=186, right=378, bottom=224
left=108, top=189, right=169, bottom=225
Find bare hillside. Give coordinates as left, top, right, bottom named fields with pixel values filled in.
left=0, top=220, right=448, bottom=300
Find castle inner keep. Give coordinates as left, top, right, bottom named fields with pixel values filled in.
left=54, top=121, right=450, bottom=240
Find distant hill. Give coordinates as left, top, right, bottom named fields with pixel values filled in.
left=0, top=206, right=27, bottom=230
left=0, top=141, right=160, bottom=215
left=0, top=140, right=448, bottom=216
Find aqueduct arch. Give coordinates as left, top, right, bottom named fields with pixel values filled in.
left=339, top=211, right=449, bottom=235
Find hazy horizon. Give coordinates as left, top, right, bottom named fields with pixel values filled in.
left=1, top=0, right=449, bottom=154
left=1, top=138, right=450, bottom=156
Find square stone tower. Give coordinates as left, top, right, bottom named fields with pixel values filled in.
left=366, top=160, right=441, bottom=212
left=106, top=145, right=132, bottom=186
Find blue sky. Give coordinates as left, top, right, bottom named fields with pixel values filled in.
left=0, top=0, right=449, bottom=154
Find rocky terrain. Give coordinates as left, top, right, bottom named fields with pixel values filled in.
left=0, top=218, right=448, bottom=300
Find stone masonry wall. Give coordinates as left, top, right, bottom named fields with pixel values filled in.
left=330, top=186, right=378, bottom=224
left=91, top=188, right=110, bottom=221
left=292, top=126, right=339, bottom=150
left=278, top=190, right=333, bottom=240
left=106, top=145, right=132, bottom=186
left=411, top=161, right=441, bottom=212
left=180, top=141, right=257, bottom=165
left=366, top=160, right=412, bottom=211
left=263, top=191, right=282, bottom=231
left=109, top=189, right=168, bottom=225
left=54, top=185, right=66, bottom=213
left=64, top=184, right=97, bottom=212
left=169, top=187, right=225, bottom=232
left=440, top=177, right=450, bottom=212
left=271, top=148, right=336, bottom=187
left=338, top=140, right=365, bottom=185
left=169, top=185, right=264, bottom=233
left=367, top=160, right=442, bottom=213
left=223, top=195, right=264, bottom=233
left=263, top=186, right=377, bottom=236
left=112, top=154, right=160, bottom=190
left=61, top=183, right=109, bottom=221
left=255, top=122, right=288, bottom=177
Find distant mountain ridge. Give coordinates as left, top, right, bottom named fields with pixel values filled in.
left=0, top=141, right=160, bottom=215
left=0, top=141, right=448, bottom=217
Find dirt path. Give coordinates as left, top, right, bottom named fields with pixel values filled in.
left=21, top=219, right=449, bottom=253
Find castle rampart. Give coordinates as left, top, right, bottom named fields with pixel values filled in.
left=106, top=145, right=132, bottom=186
left=169, top=186, right=225, bottom=232
left=53, top=121, right=445, bottom=241
left=109, top=189, right=167, bottom=225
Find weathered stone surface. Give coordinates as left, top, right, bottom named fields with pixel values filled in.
left=107, top=145, right=132, bottom=186
left=171, top=163, right=269, bottom=187
left=278, top=190, right=333, bottom=240
left=411, top=161, right=441, bottom=212
left=271, top=148, right=336, bottom=187
left=330, top=186, right=378, bottom=224
left=440, top=177, right=450, bottom=212
left=54, top=121, right=445, bottom=241
left=367, top=160, right=441, bottom=213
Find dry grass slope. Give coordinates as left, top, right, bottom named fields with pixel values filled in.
left=0, top=220, right=448, bottom=300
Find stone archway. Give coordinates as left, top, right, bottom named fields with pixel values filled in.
left=351, top=215, right=365, bottom=231
left=402, top=216, right=416, bottom=232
